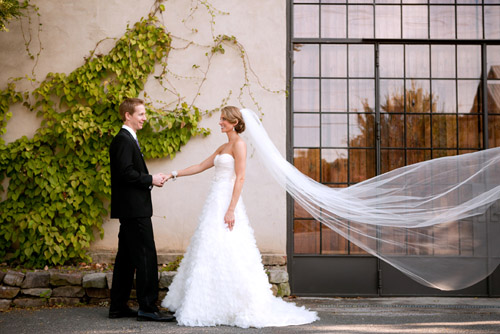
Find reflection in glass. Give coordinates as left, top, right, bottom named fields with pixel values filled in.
left=349, top=79, right=375, bottom=113
left=321, top=45, right=347, bottom=78
left=458, top=115, right=482, bottom=149
left=348, top=5, right=374, bottom=39
left=406, top=45, right=430, bottom=78
left=430, top=6, right=455, bottom=39
left=406, top=80, right=431, bottom=113
left=458, top=45, right=481, bottom=78
left=348, top=45, right=374, bottom=78
left=432, top=80, right=457, bottom=114
left=321, top=149, right=348, bottom=183
left=294, top=200, right=312, bottom=219
left=349, top=149, right=376, bottom=183
left=294, top=79, right=319, bottom=113
left=349, top=113, right=375, bottom=147
left=488, top=82, right=500, bottom=114
left=457, top=6, right=483, bottom=39
left=381, top=114, right=405, bottom=148
left=294, top=5, right=319, bottom=38
left=375, top=5, right=401, bottom=38
left=432, top=115, right=457, bottom=148
left=293, top=220, right=320, bottom=254
left=485, top=5, right=500, bottom=39
left=321, top=5, right=346, bottom=38
left=407, top=149, right=431, bottom=165
left=489, top=115, right=500, bottom=147
left=322, top=114, right=348, bottom=147
left=322, top=225, right=348, bottom=255
left=431, top=45, right=455, bottom=78
left=294, top=148, right=320, bottom=181
left=379, top=45, right=404, bottom=78
left=293, top=44, right=319, bottom=77
left=294, top=114, right=320, bottom=147
left=403, top=5, right=428, bottom=39
left=380, top=80, right=405, bottom=113
left=322, top=79, right=347, bottom=113
left=381, top=149, right=405, bottom=174
left=407, top=114, right=431, bottom=148
left=458, top=80, right=481, bottom=114
left=487, top=46, right=500, bottom=79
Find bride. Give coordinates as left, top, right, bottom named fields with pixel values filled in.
left=161, top=106, right=319, bottom=328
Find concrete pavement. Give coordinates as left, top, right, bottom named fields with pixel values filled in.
left=1, top=297, right=500, bottom=334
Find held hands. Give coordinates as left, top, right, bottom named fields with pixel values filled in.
left=224, top=209, right=235, bottom=231
left=152, top=173, right=168, bottom=187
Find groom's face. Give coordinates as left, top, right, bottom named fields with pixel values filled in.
left=126, top=105, right=147, bottom=132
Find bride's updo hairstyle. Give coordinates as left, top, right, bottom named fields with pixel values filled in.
left=221, top=106, right=246, bottom=133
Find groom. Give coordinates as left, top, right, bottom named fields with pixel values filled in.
left=108, top=98, right=174, bottom=322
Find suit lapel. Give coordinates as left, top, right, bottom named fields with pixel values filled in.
left=121, top=128, right=148, bottom=172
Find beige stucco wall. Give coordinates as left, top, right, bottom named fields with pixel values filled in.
left=0, top=1, right=287, bottom=255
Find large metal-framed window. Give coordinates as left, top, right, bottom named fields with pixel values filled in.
left=289, top=0, right=500, bottom=258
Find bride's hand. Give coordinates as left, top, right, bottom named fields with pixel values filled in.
left=224, top=210, right=235, bottom=231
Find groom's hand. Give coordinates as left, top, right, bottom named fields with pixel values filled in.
left=152, top=173, right=167, bottom=187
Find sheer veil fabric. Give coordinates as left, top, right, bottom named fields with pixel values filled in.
left=241, top=108, right=500, bottom=291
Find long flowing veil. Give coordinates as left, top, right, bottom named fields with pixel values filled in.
left=241, top=108, right=500, bottom=291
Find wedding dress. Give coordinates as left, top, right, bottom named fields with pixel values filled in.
left=161, top=153, right=319, bottom=328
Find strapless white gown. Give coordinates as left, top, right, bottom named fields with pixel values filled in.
left=161, top=154, right=318, bottom=328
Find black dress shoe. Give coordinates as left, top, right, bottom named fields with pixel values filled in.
left=137, top=310, right=175, bottom=322
left=109, top=307, right=138, bottom=319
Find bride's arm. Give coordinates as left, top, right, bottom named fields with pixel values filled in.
left=166, top=147, right=223, bottom=180
left=224, top=140, right=247, bottom=231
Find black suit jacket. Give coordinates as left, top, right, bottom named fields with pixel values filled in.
left=109, top=128, right=153, bottom=218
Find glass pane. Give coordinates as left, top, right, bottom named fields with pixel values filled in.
left=406, top=80, right=431, bottom=113
left=457, top=45, right=481, bottom=78
left=487, top=45, right=500, bottom=79
left=407, top=114, right=431, bottom=148
left=457, top=6, right=483, bottom=39
left=431, top=45, right=456, bottom=78
left=349, top=113, right=375, bottom=147
left=294, top=201, right=312, bottom=219
left=403, top=5, right=428, bottom=39
left=403, top=0, right=427, bottom=3
left=375, top=5, right=401, bottom=38
left=294, top=220, right=320, bottom=254
left=407, top=149, right=431, bottom=164
left=458, top=115, right=482, bottom=149
left=381, top=114, right=405, bottom=147
left=293, top=44, right=319, bottom=77
left=406, top=45, right=430, bottom=78
left=349, top=79, right=375, bottom=112
left=433, top=149, right=458, bottom=159
left=294, top=79, right=319, bottom=113
left=488, top=82, right=500, bottom=114
left=432, top=114, right=457, bottom=148
left=430, top=0, right=455, bottom=3
left=458, top=80, right=481, bottom=114
left=294, top=5, right=319, bottom=38
left=380, top=79, right=405, bottom=113
left=321, top=45, right=347, bottom=77
left=322, top=79, right=348, bottom=112
left=294, top=114, right=320, bottom=147
left=430, top=6, right=455, bottom=39
left=294, top=148, right=320, bottom=181
left=381, top=149, right=405, bottom=173
left=322, top=114, right=348, bottom=147
left=321, top=5, right=347, bottom=38
left=322, top=225, right=348, bottom=255
left=489, top=115, right=500, bottom=148
left=379, top=45, right=404, bottom=78
left=485, top=5, right=500, bottom=39
left=348, top=45, right=374, bottom=78
left=321, top=149, right=348, bottom=183
left=432, top=80, right=457, bottom=114
left=348, top=5, right=374, bottom=39
left=376, top=0, right=401, bottom=2
left=349, top=149, right=376, bottom=183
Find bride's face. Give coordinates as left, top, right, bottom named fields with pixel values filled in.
left=219, top=114, right=235, bottom=133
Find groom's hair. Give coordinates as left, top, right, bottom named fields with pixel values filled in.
left=119, top=98, right=144, bottom=122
